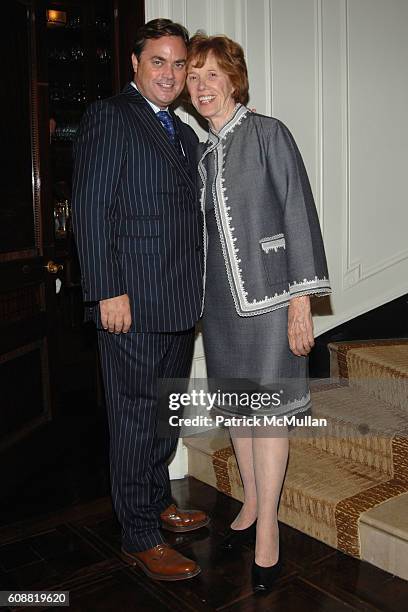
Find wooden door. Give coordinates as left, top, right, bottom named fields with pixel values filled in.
left=0, top=0, right=145, bottom=499
left=0, top=0, right=89, bottom=497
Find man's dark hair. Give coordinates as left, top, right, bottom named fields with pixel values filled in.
left=132, top=18, right=189, bottom=59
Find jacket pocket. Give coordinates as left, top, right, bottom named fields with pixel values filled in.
left=259, top=234, right=287, bottom=286
left=114, top=217, right=161, bottom=254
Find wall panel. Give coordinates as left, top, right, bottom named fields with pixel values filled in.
left=347, top=0, right=408, bottom=279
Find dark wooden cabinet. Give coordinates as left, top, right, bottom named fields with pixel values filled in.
left=0, top=0, right=144, bottom=497
left=38, top=0, right=143, bottom=268
left=40, top=0, right=119, bottom=248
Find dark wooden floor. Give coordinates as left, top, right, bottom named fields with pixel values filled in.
left=1, top=469, right=408, bottom=612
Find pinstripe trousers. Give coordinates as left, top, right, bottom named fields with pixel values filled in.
left=98, top=329, right=195, bottom=552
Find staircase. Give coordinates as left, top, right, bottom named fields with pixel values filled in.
left=184, top=339, right=408, bottom=580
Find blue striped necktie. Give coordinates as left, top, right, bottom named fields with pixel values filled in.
left=156, top=110, right=177, bottom=146
left=156, top=110, right=186, bottom=160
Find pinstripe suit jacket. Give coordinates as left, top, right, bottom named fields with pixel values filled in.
left=72, top=83, right=204, bottom=332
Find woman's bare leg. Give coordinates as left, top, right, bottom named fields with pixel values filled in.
left=252, top=429, right=289, bottom=566
left=229, top=426, right=258, bottom=529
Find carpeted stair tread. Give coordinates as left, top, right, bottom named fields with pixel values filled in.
left=311, top=384, right=407, bottom=433
left=329, top=341, right=408, bottom=411
left=328, top=339, right=408, bottom=378
left=348, top=345, right=408, bottom=378
left=283, top=443, right=386, bottom=503
left=290, top=384, right=408, bottom=475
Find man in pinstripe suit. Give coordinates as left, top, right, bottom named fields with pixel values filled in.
left=72, top=19, right=208, bottom=581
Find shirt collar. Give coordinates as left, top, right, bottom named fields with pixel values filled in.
left=131, top=81, right=168, bottom=114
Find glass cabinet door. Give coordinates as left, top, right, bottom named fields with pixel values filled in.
left=1, top=1, right=37, bottom=256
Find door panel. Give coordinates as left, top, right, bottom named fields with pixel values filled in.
left=0, top=1, right=60, bottom=493
left=1, top=1, right=36, bottom=256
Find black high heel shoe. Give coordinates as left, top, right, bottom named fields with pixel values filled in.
left=252, top=556, right=283, bottom=592
left=221, top=520, right=257, bottom=550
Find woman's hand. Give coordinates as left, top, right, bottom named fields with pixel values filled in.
left=287, top=295, right=314, bottom=356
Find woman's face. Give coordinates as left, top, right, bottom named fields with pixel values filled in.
left=187, top=52, right=236, bottom=131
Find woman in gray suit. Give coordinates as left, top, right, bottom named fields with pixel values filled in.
left=186, top=34, right=331, bottom=591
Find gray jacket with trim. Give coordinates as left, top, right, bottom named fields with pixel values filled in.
left=198, top=104, right=331, bottom=317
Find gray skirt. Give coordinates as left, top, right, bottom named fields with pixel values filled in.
left=202, top=210, right=311, bottom=420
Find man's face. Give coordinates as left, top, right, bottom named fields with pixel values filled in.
left=132, top=36, right=187, bottom=108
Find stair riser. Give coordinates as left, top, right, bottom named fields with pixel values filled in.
left=290, top=429, right=393, bottom=476
left=348, top=377, right=408, bottom=413
left=328, top=342, right=408, bottom=411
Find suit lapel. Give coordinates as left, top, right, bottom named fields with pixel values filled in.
left=122, top=84, right=196, bottom=199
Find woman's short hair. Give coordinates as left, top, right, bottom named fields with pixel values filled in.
left=187, top=34, right=249, bottom=105
left=132, top=19, right=189, bottom=59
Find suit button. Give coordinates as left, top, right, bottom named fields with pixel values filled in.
left=195, top=244, right=202, bottom=252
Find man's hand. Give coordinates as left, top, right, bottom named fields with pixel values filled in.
left=287, top=295, right=314, bottom=356
left=99, top=294, right=132, bottom=334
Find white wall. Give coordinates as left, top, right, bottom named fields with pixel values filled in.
left=146, top=0, right=408, bottom=339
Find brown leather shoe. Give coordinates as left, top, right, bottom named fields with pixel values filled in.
left=121, top=543, right=201, bottom=581
left=160, top=504, right=210, bottom=533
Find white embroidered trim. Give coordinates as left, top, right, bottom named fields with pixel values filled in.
left=199, top=184, right=208, bottom=317
left=209, top=104, right=249, bottom=142
left=289, top=276, right=331, bottom=296
left=272, top=391, right=311, bottom=417
left=261, top=233, right=284, bottom=241
left=260, top=234, right=286, bottom=253
left=289, top=286, right=332, bottom=298
left=214, top=391, right=311, bottom=418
